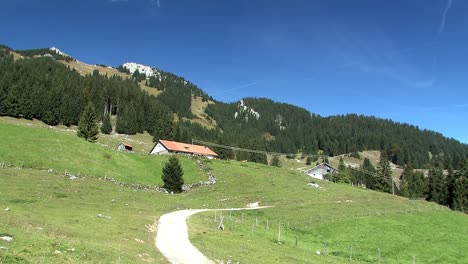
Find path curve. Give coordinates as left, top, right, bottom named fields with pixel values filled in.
left=155, top=206, right=272, bottom=264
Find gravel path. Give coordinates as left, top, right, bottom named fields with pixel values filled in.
left=155, top=206, right=272, bottom=264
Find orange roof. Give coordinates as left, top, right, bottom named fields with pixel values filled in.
left=159, top=140, right=218, bottom=157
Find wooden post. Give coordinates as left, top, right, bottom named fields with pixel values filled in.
left=377, top=247, right=381, bottom=264
left=214, top=211, right=217, bottom=222
left=218, top=216, right=225, bottom=231
left=229, top=210, right=232, bottom=221
left=266, top=219, right=269, bottom=230
left=349, top=244, right=352, bottom=262
left=241, top=213, right=244, bottom=223
left=412, top=256, right=415, bottom=264
left=294, top=236, right=298, bottom=247
left=256, top=217, right=258, bottom=227
left=277, top=222, right=281, bottom=243
left=251, top=224, right=254, bottom=237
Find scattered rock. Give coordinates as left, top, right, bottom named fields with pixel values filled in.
left=247, top=202, right=260, bottom=208
left=307, top=183, right=322, bottom=189
left=69, top=175, right=79, bottom=180
left=135, top=238, right=144, bottom=244
left=96, top=214, right=112, bottom=219
left=54, top=250, right=62, bottom=254
left=0, top=246, right=8, bottom=250
left=0, top=236, right=13, bottom=242
left=4, top=207, right=10, bottom=211
left=345, top=200, right=353, bottom=203
left=316, top=250, right=321, bottom=255
left=67, top=248, right=75, bottom=252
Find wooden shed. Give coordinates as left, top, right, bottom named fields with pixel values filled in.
left=117, top=143, right=133, bottom=153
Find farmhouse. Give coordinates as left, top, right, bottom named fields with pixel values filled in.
left=117, top=143, right=133, bottom=152
left=305, top=162, right=338, bottom=180
left=149, top=139, right=218, bottom=159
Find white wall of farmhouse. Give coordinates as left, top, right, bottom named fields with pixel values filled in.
left=150, top=142, right=169, bottom=155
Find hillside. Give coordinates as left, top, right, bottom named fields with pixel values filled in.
left=1, top=44, right=467, bottom=170
left=0, top=119, right=467, bottom=263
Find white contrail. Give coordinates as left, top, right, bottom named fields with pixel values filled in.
left=436, top=0, right=453, bottom=38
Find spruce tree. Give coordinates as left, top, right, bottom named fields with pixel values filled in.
left=399, top=165, right=412, bottom=197
left=162, top=156, right=184, bottom=193
left=270, top=156, right=281, bottom=167
left=101, top=113, right=112, bottom=134
left=376, top=153, right=392, bottom=193
left=427, top=168, right=447, bottom=205
left=77, top=103, right=99, bottom=142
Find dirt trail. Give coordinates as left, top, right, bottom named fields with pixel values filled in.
left=155, top=206, right=272, bottom=264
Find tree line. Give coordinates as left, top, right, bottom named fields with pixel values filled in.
left=1, top=45, right=467, bottom=171
left=206, top=98, right=468, bottom=170
left=327, top=156, right=468, bottom=213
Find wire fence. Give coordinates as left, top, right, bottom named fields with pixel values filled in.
left=206, top=210, right=447, bottom=263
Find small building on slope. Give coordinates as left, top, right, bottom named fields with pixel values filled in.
left=149, top=139, right=218, bottom=159
left=305, top=163, right=338, bottom=180
left=117, top=143, right=134, bottom=153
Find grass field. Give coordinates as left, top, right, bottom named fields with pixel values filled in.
left=188, top=160, right=467, bottom=263
left=0, top=119, right=205, bottom=185
left=1, top=119, right=467, bottom=263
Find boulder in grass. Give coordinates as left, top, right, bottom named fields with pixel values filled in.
left=0, top=236, right=13, bottom=243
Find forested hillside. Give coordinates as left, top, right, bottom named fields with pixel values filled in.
left=1, top=44, right=467, bottom=170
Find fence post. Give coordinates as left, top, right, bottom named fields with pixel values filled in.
left=412, top=256, right=415, bottom=264
left=266, top=219, right=269, bottom=230
left=349, top=244, right=352, bottom=262
left=295, top=236, right=298, bottom=248
left=377, top=247, right=381, bottom=264
left=241, top=213, right=244, bottom=223
left=251, top=224, right=254, bottom=237
left=323, top=242, right=327, bottom=255
left=256, top=217, right=258, bottom=227
left=277, top=222, right=281, bottom=243
left=214, top=211, right=217, bottom=223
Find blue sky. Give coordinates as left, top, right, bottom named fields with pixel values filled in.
left=1, top=0, right=467, bottom=143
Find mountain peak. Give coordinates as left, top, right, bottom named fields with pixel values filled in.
left=50, top=47, right=69, bottom=57
left=122, top=62, right=160, bottom=78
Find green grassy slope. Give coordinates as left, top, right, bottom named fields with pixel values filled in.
left=0, top=120, right=467, bottom=263
left=0, top=121, right=204, bottom=185
left=188, top=161, right=468, bottom=264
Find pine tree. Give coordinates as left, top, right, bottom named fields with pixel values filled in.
left=399, top=165, right=412, bottom=197
left=376, top=153, right=392, bottom=193
left=452, top=176, right=466, bottom=212
left=427, top=168, right=447, bottom=205
left=361, top=157, right=376, bottom=189
left=270, top=156, right=281, bottom=167
left=338, top=157, right=346, bottom=171
left=77, top=103, right=99, bottom=142
left=162, top=156, right=184, bottom=193
left=101, top=113, right=112, bottom=134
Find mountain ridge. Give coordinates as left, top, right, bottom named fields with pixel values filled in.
left=1, top=44, right=466, bottom=169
